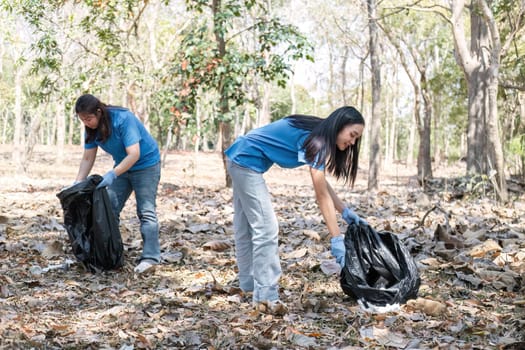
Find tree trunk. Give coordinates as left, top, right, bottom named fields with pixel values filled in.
left=516, top=92, right=525, bottom=180
left=219, top=119, right=231, bottom=187
left=240, top=108, right=249, bottom=136
left=56, top=99, right=65, bottom=166
left=433, top=96, right=442, bottom=166
left=384, top=93, right=392, bottom=165
left=1, top=108, right=8, bottom=144
left=413, top=87, right=422, bottom=170
left=213, top=0, right=232, bottom=187
left=341, top=47, right=349, bottom=106
left=327, top=48, right=335, bottom=110
left=450, top=0, right=508, bottom=201
left=388, top=90, right=397, bottom=164
left=13, top=68, right=24, bottom=173
left=358, top=59, right=366, bottom=112
left=290, top=68, right=297, bottom=114
left=381, top=24, right=433, bottom=181
left=80, top=120, right=86, bottom=148
left=67, top=104, right=74, bottom=146
left=466, top=70, right=486, bottom=174
left=418, top=89, right=433, bottom=181
left=259, top=81, right=271, bottom=126
left=407, top=114, right=416, bottom=166
left=161, top=122, right=173, bottom=167
left=367, top=0, right=382, bottom=190
left=195, top=102, right=201, bottom=153
left=0, top=37, right=3, bottom=75
left=24, top=115, right=41, bottom=170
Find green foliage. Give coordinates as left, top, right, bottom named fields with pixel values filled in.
left=381, top=1, right=469, bottom=163
left=177, top=0, right=313, bottom=125
left=508, top=134, right=525, bottom=156
left=507, top=134, right=525, bottom=175
left=2, top=1, right=63, bottom=101
left=2, top=0, right=519, bottom=159
left=428, top=50, right=467, bottom=158
left=269, top=84, right=317, bottom=121
left=497, top=2, right=525, bottom=90
left=492, top=0, right=520, bottom=16
left=3, top=0, right=155, bottom=103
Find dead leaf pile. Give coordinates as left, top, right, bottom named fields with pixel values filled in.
left=0, top=150, right=523, bottom=349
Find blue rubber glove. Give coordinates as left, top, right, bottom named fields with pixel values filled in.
left=330, top=235, right=345, bottom=267
left=342, top=207, right=361, bottom=225
left=342, top=207, right=368, bottom=226
left=96, top=170, right=117, bottom=189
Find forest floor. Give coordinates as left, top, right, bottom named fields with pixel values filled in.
left=0, top=145, right=524, bottom=349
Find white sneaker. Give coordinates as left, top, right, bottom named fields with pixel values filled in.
left=133, top=260, right=156, bottom=274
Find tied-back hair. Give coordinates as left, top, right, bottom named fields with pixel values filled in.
left=75, top=94, right=113, bottom=144
left=286, top=106, right=365, bottom=187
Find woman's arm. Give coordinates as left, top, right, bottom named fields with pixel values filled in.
left=75, top=147, right=98, bottom=182
left=326, top=182, right=345, bottom=214
left=310, top=167, right=342, bottom=238
left=113, top=143, right=140, bottom=176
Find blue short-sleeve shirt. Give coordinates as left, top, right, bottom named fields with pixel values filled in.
left=85, top=107, right=160, bottom=171
left=225, top=118, right=324, bottom=173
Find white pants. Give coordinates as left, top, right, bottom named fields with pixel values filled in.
left=227, top=160, right=281, bottom=303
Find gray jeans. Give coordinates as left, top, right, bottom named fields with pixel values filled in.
left=227, top=159, right=281, bottom=303
left=107, top=162, right=161, bottom=263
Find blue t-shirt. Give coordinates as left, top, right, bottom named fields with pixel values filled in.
left=85, top=107, right=160, bottom=171
left=225, top=118, right=324, bottom=173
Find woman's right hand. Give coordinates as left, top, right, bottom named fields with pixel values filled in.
left=96, top=169, right=117, bottom=189
left=330, top=235, right=345, bottom=267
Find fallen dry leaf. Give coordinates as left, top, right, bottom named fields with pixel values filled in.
left=282, top=247, right=308, bottom=260
left=406, top=297, right=447, bottom=316
left=202, top=240, right=231, bottom=251
left=359, top=326, right=410, bottom=348
left=302, top=229, right=321, bottom=241
left=469, top=239, right=502, bottom=258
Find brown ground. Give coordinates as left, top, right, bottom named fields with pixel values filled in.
left=0, top=145, right=524, bottom=349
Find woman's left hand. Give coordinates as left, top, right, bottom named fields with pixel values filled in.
left=342, top=207, right=367, bottom=225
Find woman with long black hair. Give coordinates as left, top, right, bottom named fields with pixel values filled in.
left=225, top=106, right=366, bottom=314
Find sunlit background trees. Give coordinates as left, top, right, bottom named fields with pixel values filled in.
left=0, top=0, right=523, bottom=200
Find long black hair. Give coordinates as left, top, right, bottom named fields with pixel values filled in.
left=287, top=106, right=365, bottom=187
left=74, top=94, right=112, bottom=143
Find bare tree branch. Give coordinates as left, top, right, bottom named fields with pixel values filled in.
left=499, top=81, right=525, bottom=91
left=380, top=0, right=452, bottom=25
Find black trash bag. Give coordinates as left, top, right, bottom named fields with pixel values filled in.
left=340, top=222, right=420, bottom=310
left=56, top=175, right=123, bottom=272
